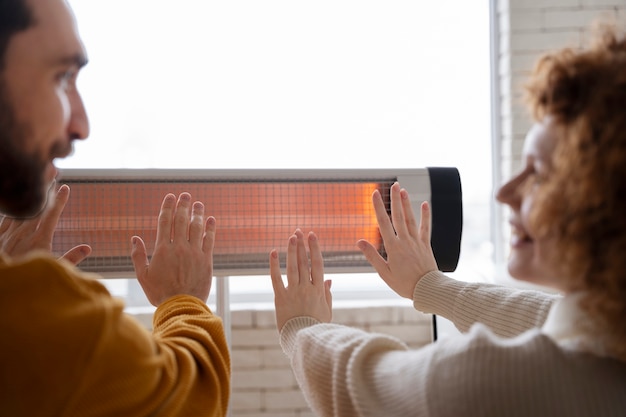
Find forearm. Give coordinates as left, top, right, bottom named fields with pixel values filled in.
left=66, top=295, right=230, bottom=417
left=280, top=318, right=425, bottom=417
left=151, top=295, right=231, bottom=416
left=413, top=271, right=559, bottom=337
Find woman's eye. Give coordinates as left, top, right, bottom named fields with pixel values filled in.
left=530, top=169, right=549, bottom=185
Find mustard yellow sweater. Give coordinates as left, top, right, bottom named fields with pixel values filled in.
left=0, top=252, right=230, bottom=417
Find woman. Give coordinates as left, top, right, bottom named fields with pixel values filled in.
left=270, top=26, right=626, bottom=416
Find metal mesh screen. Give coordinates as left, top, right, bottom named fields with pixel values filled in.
left=55, top=173, right=395, bottom=276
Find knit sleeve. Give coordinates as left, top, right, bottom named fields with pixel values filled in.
left=413, top=270, right=560, bottom=337
left=65, top=289, right=230, bottom=416
left=280, top=320, right=429, bottom=417
left=0, top=254, right=230, bottom=417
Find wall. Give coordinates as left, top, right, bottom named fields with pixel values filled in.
left=493, top=0, right=626, bottom=260
left=228, top=303, right=433, bottom=417
left=134, top=301, right=433, bottom=416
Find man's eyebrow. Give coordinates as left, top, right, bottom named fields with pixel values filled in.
left=58, top=53, right=89, bottom=69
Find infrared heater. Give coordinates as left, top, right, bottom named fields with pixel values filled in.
left=53, top=168, right=462, bottom=277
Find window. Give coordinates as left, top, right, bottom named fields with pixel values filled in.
left=63, top=0, right=493, bottom=309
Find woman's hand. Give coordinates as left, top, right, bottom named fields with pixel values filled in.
left=270, top=229, right=332, bottom=332
left=357, top=182, right=438, bottom=299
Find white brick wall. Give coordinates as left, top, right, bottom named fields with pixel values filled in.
left=496, top=0, right=626, bottom=174
left=229, top=303, right=432, bottom=417
left=494, top=0, right=626, bottom=264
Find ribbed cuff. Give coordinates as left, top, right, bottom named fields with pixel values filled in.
left=279, top=316, right=321, bottom=358
left=413, top=270, right=466, bottom=318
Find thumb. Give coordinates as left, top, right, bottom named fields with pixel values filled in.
left=357, top=239, right=389, bottom=276
left=60, top=244, right=92, bottom=266
left=130, top=236, right=149, bottom=280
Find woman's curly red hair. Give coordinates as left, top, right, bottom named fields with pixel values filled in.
left=525, top=25, right=626, bottom=360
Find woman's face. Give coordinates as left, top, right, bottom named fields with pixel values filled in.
left=496, top=119, right=569, bottom=292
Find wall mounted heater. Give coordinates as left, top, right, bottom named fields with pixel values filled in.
left=54, top=167, right=463, bottom=277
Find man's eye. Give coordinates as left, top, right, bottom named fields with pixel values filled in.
left=57, top=70, right=76, bottom=89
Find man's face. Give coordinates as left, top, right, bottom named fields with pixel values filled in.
left=0, top=0, right=89, bottom=218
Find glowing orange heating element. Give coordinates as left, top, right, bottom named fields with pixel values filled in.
left=54, top=181, right=382, bottom=273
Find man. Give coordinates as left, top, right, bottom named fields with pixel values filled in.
left=0, top=0, right=230, bottom=415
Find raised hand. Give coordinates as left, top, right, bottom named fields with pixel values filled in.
left=131, top=192, right=216, bottom=306
left=357, top=182, right=438, bottom=299
left=270, top=229, right=332, bottom=332
left=0, top=184, right=91, bottom=265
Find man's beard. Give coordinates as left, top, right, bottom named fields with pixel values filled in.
left=0, top=80, right=51, bottom=218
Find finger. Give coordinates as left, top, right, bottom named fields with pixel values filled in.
left=38, top=184, right=71, bottom=240
left=269, top=249, right=285, bottom=294
left=419, top=201, right=432, bottom=244
left=188, top=201, right=205, bottom=245
left=390, top=182, right=408, bottom=238
left=155, top=194, right=176, bottom=245
left=202, top=216, right=216, bottom=255
left=372, top=189, right=396, bottom=243
left=3, top=218, right=29, bottom=253
left=130, top=236, right=149, bottom=282
left=60, top=244, right=92, bottom=265
left=295, top=229, right=309, bottom=284
left=10, top=215, right=37, bottom=236
left=399, top=187, right=419, bottom=240
left=173, top=193, right=192, bottom=242
left=357, top=239, right=390, bottom=278
left=308, top=232, right=324, bottom=286
left=286, top=233, right=299, bottom=287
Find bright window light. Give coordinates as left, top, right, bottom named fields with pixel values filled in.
left=64, top=0, right=493, bottom=307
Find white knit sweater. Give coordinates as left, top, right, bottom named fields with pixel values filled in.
left=279, top=271, right=626, bottom=417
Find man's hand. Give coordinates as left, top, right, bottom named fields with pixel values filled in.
left=0, top=184, right=92, bottom=265
left=356, top=182, right=438, bottom=299
left=131, top=192, right=216, bottom=306
left=270, top=229, right=332, bottom=332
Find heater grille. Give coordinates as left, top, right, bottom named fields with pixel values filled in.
left=55, top=168, right=461, bottom=276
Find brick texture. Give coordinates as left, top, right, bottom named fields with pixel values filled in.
left=228, top=303, right=431, bottom=416
left=494, top=0, right=626, bottom=265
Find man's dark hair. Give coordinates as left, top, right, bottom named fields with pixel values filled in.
left=0, top=0, right=34, bottom=70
